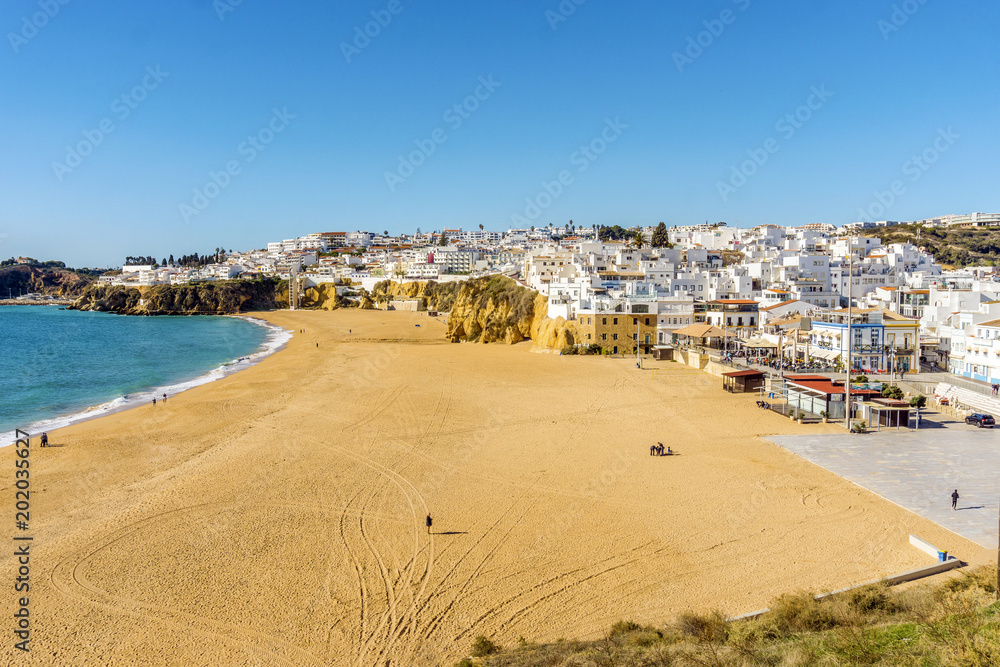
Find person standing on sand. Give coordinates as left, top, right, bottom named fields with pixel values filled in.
left=952, top=489, right=959, bottom=510
left=40, top=432, right=48, bottom=447
left=162, top=393, right=167, bottom=403
left=426, top=514, right=432, bottom=534
left=152, top=397, right=156, bottom=406
left=650, top=444, right=655, bottom=456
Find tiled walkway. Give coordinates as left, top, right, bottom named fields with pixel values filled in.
left=768, top=416, right=1000, bottom=549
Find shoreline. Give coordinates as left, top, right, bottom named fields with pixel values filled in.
left=0, top=313, right=292, bottom=447
left=1, top=308, right=987, bottom=665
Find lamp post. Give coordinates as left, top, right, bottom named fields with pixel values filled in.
left=846, top=250, right=853, bottom=431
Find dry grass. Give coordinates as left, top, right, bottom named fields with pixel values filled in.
left=465, top=566, right=1000, bottom=667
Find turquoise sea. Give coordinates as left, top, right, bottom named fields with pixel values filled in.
left=0, top=306, right=289, bottom=445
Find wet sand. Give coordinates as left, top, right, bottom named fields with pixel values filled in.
left=1, top=309, right=987, bottom=666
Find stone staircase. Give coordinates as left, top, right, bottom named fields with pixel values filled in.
left=934, top=382, right=1000, bottom=417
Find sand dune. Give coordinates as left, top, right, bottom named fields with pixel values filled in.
left=1, top=310, right=987, bottom=666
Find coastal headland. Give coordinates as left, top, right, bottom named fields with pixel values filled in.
left=0, top=309, right=988, bottom=665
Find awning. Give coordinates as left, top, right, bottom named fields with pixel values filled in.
left=809, top=348, right=841, bottom=361
left=738, top=336, right=778, bottom=349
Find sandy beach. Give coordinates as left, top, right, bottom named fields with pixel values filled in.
left=2, top=309, right=988, bottom=666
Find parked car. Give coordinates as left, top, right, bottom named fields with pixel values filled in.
left=965, top=413, right=995, bottom=428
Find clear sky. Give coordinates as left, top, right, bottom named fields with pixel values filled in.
left=1, top=0, right=998, bottom=267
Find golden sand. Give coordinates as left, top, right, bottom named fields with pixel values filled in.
left=1, top=310, right=988, bottom=665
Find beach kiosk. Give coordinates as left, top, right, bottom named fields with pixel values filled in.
left=722, top=369, right=766, bottom=393
left=652, top=345, right=674, bottom=361
left=859, top=398, right=912, bottom=430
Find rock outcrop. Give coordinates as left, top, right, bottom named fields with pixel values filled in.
left=444, top=276, right=578, bottom=349
left=0, top=265, right=95, bottom=297
left=70, top=279, right=285, bottom=315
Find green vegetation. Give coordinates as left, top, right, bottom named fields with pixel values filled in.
left=869, top=223, right=1000, bottom=268
left=881, top=385, right=905, bottom=400
left=458, top=567, right=1000, bottom=666
left=910, top=394, right=927, bottom=409
left=598, top=225, right=631, bottom=242
left=0, top=263, right=98, bottom=298
left=651, top=222, right=672, bottom=249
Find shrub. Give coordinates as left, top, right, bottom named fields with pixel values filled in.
left=471, top=636, right=501, bottom=657
left=910, top=394, right=927, bottom=409
left=607, top=620, right=642, bottom=638
left=560, top=345, right=578, bottom=355
left=881, top=385, right=904, bottom=400
left=675, top=611, right=727, bottom=642
left=767, top=593, right=840, bottom=635
left=853, top=375, right=869, bottom=383
left=848, top=583, right=901, bottom=615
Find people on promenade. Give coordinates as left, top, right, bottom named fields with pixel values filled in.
left=952, top=489, right=959, bottom=510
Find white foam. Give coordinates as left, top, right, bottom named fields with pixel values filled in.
left=0, top=316, right=293, bottom=447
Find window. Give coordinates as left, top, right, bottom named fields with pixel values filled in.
left=645, top=318, right=650, bottom=326
left=613, top=318, right=618, bottom=325
left=632, top=333, right=637, bottom=341
left=602, top=318, right=607, bottom=325
left=613, top=346, right=618, bottom=354
left=613, top=333, right=618, bottom=341
left=587, top=334, right=591, bottom=340
left=633, top=318, right=638, bottom=325
left=588, top=317, right=592, bottom=325
left=602, top=333, right=607, bottom=341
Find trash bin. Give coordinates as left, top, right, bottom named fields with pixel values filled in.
left=938, top=550, right=948, bottom=562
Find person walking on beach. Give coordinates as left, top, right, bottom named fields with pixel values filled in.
left=426, top=514, right=432, bottom=534
left=40, top=432, right=48, bottom=447
left=952, top=489, right=959, bottom=510
left=162, top=393, right=167, bottom=403
left=650, top=444, right=655, bottom=456
left=152, top=397, right=156, bottom=406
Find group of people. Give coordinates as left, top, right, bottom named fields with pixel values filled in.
left=991, top=384, right=999, bottom=396
left=649, top=442, right=673, bottom=456
left=152, top=393, right=167, bottom=406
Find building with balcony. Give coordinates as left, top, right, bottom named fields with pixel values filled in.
left=807, top=308, right=919, bottom=372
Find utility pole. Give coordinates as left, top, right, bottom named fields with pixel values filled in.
left=846, top=249, right=853, bottom=431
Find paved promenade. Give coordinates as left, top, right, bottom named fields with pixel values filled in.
left=768, top=414, right=1000, bottom=550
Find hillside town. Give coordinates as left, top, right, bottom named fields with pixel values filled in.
left=79, top=213, right=1000, bottom=384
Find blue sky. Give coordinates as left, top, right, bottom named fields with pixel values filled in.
left=1, top=0, right=998, bottom=267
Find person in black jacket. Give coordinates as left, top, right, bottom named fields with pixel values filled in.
left=952, top=489, right=959, bottom=510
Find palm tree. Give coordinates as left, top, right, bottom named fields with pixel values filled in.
left=479, top=223, right=484, bottom=232
left=629, top=230, right=646, bottom=249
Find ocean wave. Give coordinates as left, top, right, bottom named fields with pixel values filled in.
left=0, top=317, right=294, bottom=448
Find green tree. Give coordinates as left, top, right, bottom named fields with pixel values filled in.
left=439, top=232, right=448, bottom=246
left=629, top=230, right=646, bottom=248
left=651, top=221, right=670, bottom=248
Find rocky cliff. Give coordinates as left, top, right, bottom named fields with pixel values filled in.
left=0, top=265, right=95, bottom=297
left=443, top=275, right=578, bottom=349
left=69, top=279, right=286, bottom=315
